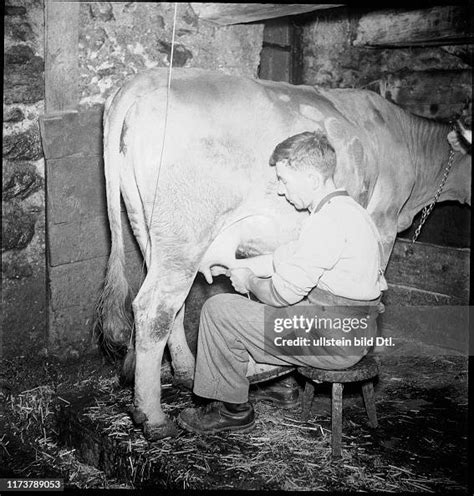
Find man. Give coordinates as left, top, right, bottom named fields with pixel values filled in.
left=448, top=110, right=471, bottom=155
left=177, top=131, right=387, bottom=435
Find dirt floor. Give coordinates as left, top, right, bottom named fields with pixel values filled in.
left=0, top=341, right=469, bottom=493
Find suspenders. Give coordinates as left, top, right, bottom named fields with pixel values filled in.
left=312, top=190, right=350, bottom=214
left=312, top=190, right=387, bottom=290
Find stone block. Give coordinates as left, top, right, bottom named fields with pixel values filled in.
left=4, top=107, right=25, bottom=122
left=39, top=109, right=103, bottom=160
left=4, top=45, right=44, bottom=105
left=1, top=251, right=33, bottom=279
left=89, top=2, right=114, bottom=22
left=5, top=44, right=35, bottom=65
left=45, top=155, right=106, bottom=225
left=182, top=5, right=199, bottom=27
left=3, top=126, right=43, bottom=161
left=48, top=212, right=139, bottom=267
left=3, top=161, right=43, bottom=201
left=9, top=21, right=35, bottom=42
left=2, top=201, right=37, bottom=251
left=158, top=41, right=193, bottom=67
left=5, top=6, right=26, bottom=16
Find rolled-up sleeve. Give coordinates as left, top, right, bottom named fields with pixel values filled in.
left=271, top=216, right=345, bottom=305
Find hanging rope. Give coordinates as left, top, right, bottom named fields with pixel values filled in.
left=141, top=2, right=179, bottom=276
left=128, top=3, right=178, bottom=351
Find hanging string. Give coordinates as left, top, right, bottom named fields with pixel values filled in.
left=141, top=2, right=178, bottom=277
left=128, top=2, right=178, bottom=352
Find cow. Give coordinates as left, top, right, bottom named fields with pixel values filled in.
left=95, top=68, right=471, bottom=440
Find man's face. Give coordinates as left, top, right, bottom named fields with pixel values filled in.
left=275, top=161, right=318, bottom=210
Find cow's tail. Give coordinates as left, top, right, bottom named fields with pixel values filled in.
left=94, top=89, right=134, bottom=363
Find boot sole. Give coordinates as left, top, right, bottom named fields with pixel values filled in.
left=176, top=416, right=256, bottom=435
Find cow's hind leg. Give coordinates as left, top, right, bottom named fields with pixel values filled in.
left=168, top=304, right=195, bottom=390
left=131, top=264, right=194, bottom=440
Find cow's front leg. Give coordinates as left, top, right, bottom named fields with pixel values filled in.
left=168, top=304, right=195, bottom=390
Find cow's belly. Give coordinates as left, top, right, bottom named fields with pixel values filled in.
left=198, top=212, right=302, bottom=283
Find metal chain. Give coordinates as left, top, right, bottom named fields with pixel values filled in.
left=411, top=147, right=456, bottom=243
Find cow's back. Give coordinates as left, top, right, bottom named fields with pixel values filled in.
left=118, top=68, right=417, bottom=258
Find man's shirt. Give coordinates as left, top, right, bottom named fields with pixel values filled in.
left=272, top=190, right=388, bottom=305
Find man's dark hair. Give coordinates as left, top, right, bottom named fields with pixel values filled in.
left=269, top=130, right=336, bottom=180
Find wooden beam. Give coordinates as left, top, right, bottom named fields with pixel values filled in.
left=44, top=0, right=79, bottom=112
left=354, top=6, right=472, bottom=47
left=190, top=3, right=343, bottom=25
left=385, top=238, right=470, bottom=302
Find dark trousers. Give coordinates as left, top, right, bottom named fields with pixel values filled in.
left=193, top=288, right=380, bottom=404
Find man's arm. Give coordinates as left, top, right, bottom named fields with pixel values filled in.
left=231, top=254, right=274, bottom=278
left=227, top=267, right=291, bottom=307
left=247, top=274, right=291, bottom=307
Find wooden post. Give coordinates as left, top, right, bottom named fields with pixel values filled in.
left=302, top=381, right=315, bottom=421
left=361, top=381, right=378, bottom=428
left=331, top=382, right=344, bottom=458
left=44, top=0, right=79, bottom=113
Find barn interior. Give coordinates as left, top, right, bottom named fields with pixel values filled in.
left=1, top=1, right=472, bottom=491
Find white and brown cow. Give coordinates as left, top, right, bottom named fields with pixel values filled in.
left=96, top=68, right=471, bottom=440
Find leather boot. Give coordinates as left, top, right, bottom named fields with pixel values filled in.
left=249, top=374, right=300, bottom=409
left=177, top=401, right=255, bottom=434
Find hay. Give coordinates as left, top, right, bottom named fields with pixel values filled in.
left=4, top=375, right=133, bottom=489
left=2, top=355, right=468, bottom=491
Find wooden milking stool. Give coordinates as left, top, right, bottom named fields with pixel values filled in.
left=298, top=356, right=379, bottom=458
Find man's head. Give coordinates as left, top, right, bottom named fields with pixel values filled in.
left=269, top=131, right=337, bottom=210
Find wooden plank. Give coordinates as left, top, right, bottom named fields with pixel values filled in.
left=393, top=102, right=468, bottom=121
left=44, top=0, right=80, bottom=112
left=379, top=305, right=469, bottom=354
left=190, top=3, right=343, bottom=25
left=259, top=46, right=292, bottom=82
left=385, top=239, right=470, bottom=301
left=48, top=213, right=140, bottom=267
left=39, top=108, right=103, bottom=160
left=354, top=6, right=472, bottom=47
left=46, top=155, right=106, bottom=224
left=263, top=18, right=292, bottom=46
left=49, top=250, right=144, bottom=312
left=383, top=284, right=465, bottom=306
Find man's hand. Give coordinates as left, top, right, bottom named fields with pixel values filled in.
left=226, top=268, right=253, bottom=294
left=448, top=129, right=466, bottom=154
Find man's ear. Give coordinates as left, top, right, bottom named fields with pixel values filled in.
left=309, top=170, right=322, bottom=189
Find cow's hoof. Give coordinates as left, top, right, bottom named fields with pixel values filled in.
left=172, top=372, right=194, bottom=391
left=129, top=406, right=147, bottom=426
left=143, top=419, right=179, bottom=441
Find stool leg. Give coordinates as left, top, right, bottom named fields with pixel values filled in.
left=361, top=380, right=378, bottom=428
left=301, top=381, right=315, bottom=420
left=331, top=382, right=343, bottom=458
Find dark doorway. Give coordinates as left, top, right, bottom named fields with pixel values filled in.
left=258, top=17, right=302, bottom=84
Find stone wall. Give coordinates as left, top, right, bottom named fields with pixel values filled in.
left=297, top=7, right=471, bottom=248
left=2, top=1, right=264, bottom=357
left=77, top=2, right=264, bottom=107
left=299, top=7, right=472, bottom=121
left=3, top=0, right=48, bottom=357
